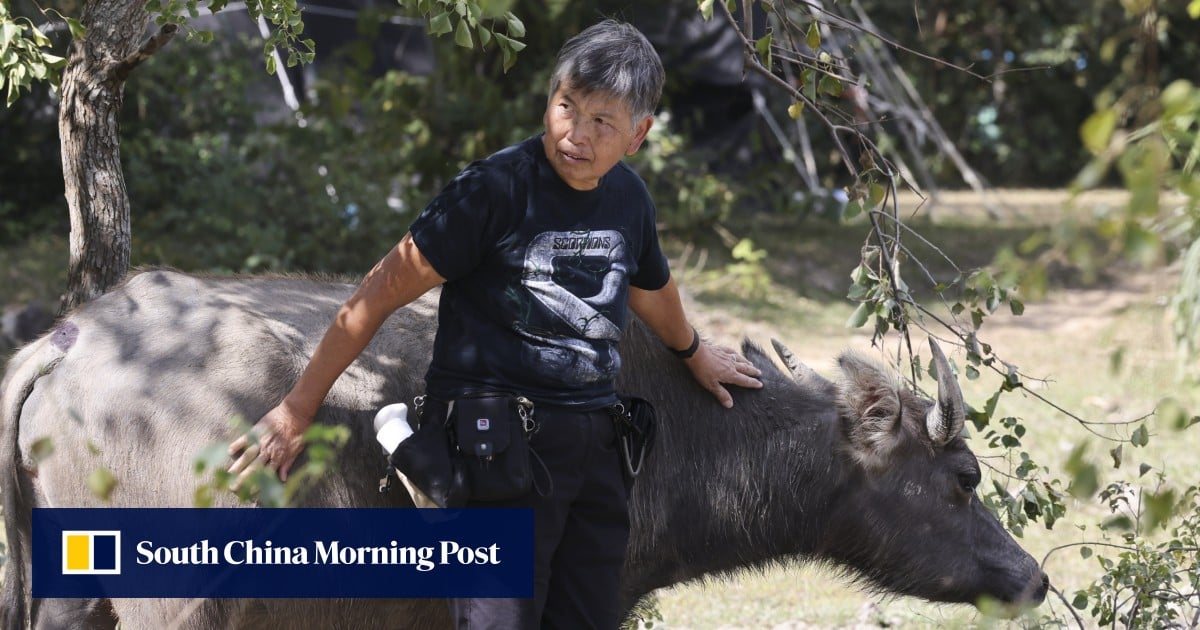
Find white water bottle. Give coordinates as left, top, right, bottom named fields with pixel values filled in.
left=373, top=403, right=438, bottom=509
left=373, top=403, right=413, bottom=454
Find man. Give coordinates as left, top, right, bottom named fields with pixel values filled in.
left=229, top=19, right=762, bottom=629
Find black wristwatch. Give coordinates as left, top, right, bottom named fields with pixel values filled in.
left=670, top=328, right=701, bottom=360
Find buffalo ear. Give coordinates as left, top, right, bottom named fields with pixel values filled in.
left=837, top=351, right=902, bottom=465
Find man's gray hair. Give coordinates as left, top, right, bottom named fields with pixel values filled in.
left=549, top=19, right=665, bottom=124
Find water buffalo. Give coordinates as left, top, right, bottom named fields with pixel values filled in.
left=1, top=269, right=1048, bottom=629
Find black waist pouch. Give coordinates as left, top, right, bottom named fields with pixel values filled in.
left=450, top=392, right=535, bottom=503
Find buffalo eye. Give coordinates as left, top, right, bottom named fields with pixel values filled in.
left=958, top=468, right=981, bottom=494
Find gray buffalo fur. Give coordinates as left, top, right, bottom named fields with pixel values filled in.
left=1, top=270, right=1046, bottom=629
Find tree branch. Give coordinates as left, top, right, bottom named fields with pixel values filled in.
left=1047, top=582, right=1088, bottom=630
left=106, top=23, right=178, bottom=84
left=717, top=0, right=860, bottom=178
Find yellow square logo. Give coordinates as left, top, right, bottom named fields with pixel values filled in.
left=61, top=531, right=121, bottom=575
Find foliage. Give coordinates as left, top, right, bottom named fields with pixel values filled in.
left=1037, top=7, right=1200, bottom=623
left=627, top=112, right=738, bottom=231
left=192, top=417, right=351, bottom=508
left=1010, top=4, right=1200, bottom=379
left=1080, top=76, right=1200, bottom=382
left=113, top=0, right=569, bottom=274
left=182, top=0, right=530, bottom=76
left=57, top=0, right=743, bottom=275
left=718, top=2, right=1199, bottom=629
left=0, top=2, right=65, bottom=106
left=852, top=0, right=1200, bottom=188
left=1067, top=483, right=1200, bottom=628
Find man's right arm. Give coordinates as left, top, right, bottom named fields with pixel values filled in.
left=228, top=233, right=445, bottom=483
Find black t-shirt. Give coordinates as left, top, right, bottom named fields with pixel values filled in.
left=409, top=135, right=671, bottom=409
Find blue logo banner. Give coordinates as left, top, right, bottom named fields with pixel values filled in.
left=33, top=508, right=534, bottom=598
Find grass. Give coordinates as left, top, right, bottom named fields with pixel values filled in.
left=652, top=191, right=1199, bottom=629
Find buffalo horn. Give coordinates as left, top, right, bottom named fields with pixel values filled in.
left=771, top=339, right=820, bottom=382
left=926, top=338, right=966, bottom=447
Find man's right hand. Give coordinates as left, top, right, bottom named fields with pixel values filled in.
left=228, top=401, right=312, bottom=487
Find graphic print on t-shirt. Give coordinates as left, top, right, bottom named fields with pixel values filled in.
left=520, top=229, right=627, bottom=384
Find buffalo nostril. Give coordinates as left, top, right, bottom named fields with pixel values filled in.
left=1033, top=572, right=1050, bottom=603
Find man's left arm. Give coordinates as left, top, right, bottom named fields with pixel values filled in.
left=628, top=276, right=763, bottom=408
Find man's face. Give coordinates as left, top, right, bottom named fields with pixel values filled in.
left=542, top=85, right=653, bottom=191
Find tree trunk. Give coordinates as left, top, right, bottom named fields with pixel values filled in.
left=58, top=1, right=174, bottom=311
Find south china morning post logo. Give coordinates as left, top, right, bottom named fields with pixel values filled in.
left=33, top=508, right=533, bottom=598
left=61, top=530, right=121, bottom=575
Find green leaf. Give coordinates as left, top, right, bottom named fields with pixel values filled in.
left=965, top=365, right=979, bottom=380
left=1071, top=591, right=1088, bottom=609
left=1157, top=396, right=1188, bottom=429
left=1009, top=298, right=1024, bottom=316
left=1108, top=347, right=1125, bottom=375
left=818, top=75, right=843, bottom=97
left=1100, top=514, right=1134, bottom=531
left=88, top=468, right=118, bottom=502
left=846, top=302, right=872, bottom=329
left=787, top=101, right=804, bottom=120
left=1079, top=547, right=1092, bottom=560
left=63, top=15, right=85, bottom=40
left=842, top=199, right=862, bottom=220
left=1189, top=0, right=1200, bottom=19
left=984, top=390, right=1000, bottom=418
left=194, top=485, right=213, bottom=508
left=1109, top=444, right=1122, bottom=468
left=494, top=32, right=525, bottom=52
left=698, top=0, right=715, bottom=20
left=1080, top=108, right=1117, bottom=156
left=1139, top=462, right=1152, bottom=476
left=1064, top=442, right=1098, bottom=498
left=428, top=11, right=453, bottom=36
left=806, top=21, right=820, bottom=50
left=504, top=12, right=525, bottom=38
left=754, top=34, right=772, bottom=71
left=501, top=46, right=516, bottom=72
left=846, top=282, right=869, bottom=301
left=1122, top=223, right=1160, bottom=267
left=454, top=17, right=473, bottom=48
left=192, top=442, right=231, bottom=475
left=30, top=436, right=54, bottom=463
left=849, top=263, right=870, bottom=285
left=755, top=33, right=771, bottom=56
left=1144, top=489, right=1176, bottom=530
left=477, top=25, right=491, bottom=48
left=1130, top=424, right=1149, bottom=447
left=866, top=183, right=885, bottom=207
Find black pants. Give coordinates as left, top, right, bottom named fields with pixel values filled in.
left=443, top=404, right=630, bottom=630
